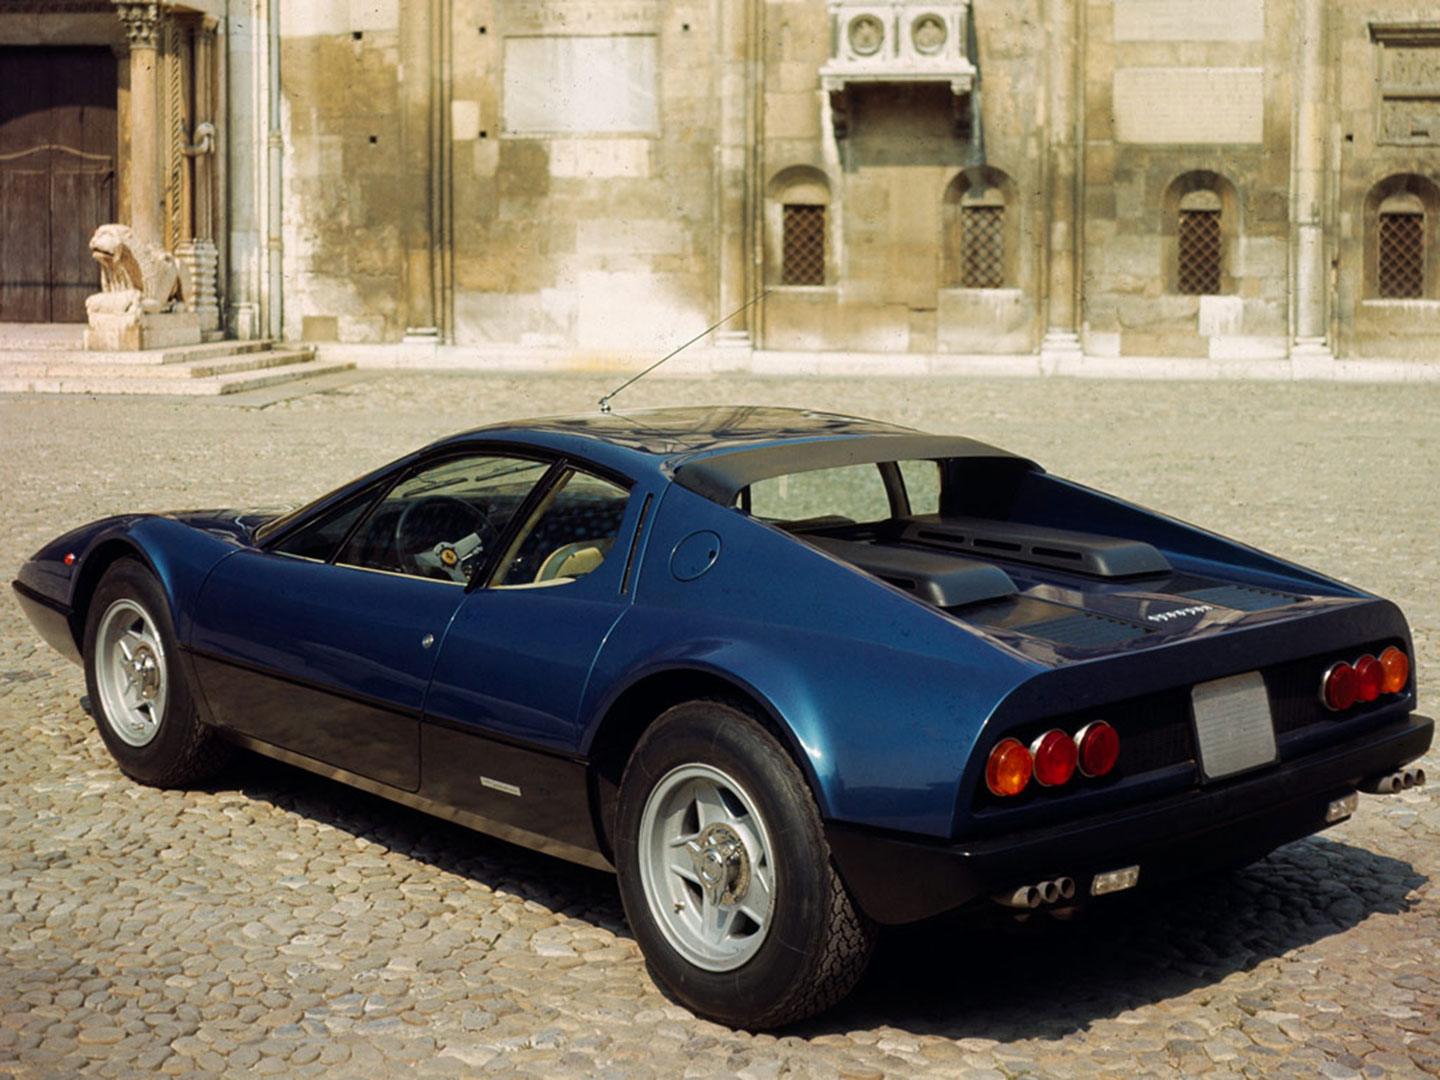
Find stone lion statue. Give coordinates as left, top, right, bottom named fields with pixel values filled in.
left=85, top=223, right=188, bottom=316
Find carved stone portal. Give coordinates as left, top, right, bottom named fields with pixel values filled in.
left=84, top=223, right=201, bottom=350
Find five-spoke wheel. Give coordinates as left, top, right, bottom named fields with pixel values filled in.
left=637, top=763, right=775, bottom=971
left=93, top=597, right=168, bottom=747
left=616, top=699, right=875, bottom=1029
left=83, top=558, right=230, bottom=787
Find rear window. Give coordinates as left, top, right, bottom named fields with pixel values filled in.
left=737, top=460, right=941, bottom=527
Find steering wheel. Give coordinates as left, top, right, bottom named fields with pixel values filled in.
left=395, top=496, right=497, bottom=582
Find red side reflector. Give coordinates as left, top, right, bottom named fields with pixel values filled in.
left=1031, top=729, right=1077, bottom=787
left=1076, top=721, right=1119, bottom=778
left=1380, top=647, right=1409, bottom=695
left=1322, top=662, right=1358, bottom=711
left=1354, top=655, right=1383, bottom=703
left=986, top=738, right=1032, bottom=797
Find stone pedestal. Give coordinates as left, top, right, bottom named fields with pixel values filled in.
left=86, top=311, right=202, bottom=351
left=177, top=239, right=221, bottom=336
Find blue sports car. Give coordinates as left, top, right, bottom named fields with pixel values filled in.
left=11, top=406, right=1432, bottom=1027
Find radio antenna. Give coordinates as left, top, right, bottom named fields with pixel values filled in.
left=598, top=290, right=769, bottom=413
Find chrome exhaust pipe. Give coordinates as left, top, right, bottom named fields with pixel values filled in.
left=1411, top=766, right=1426, bottom=788
left=1361, top=770, right=1409, bottom=795
left=993, top=885, right=1042, bottom=909
left=1038, top=879, right=1061, bottom=905
left=1055, top=876, right=1076, bottom=901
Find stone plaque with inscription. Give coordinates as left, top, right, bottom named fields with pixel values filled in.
left=1113, top=68, right=1264, bottom=144
left=502, top=0, right=661, bottom=36
left=503, top=35, right=658, bottom=134
left=1113, top=0, right=1264, bottom=42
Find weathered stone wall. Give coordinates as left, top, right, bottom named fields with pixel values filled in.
left=760, top=1, right=1042, bottom=354
left=1080, top=0, right=1294, bottom=361
left=1334, top=2, right=1440, bottom=358
left=280, top=4, right=408, bottom=343
left=265, top=0, right=1440, bottom=360
left=279, top=0, right=719, bottom=352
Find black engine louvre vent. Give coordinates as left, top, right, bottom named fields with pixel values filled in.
left=1014, top=611, right=1148, bottom=648
left=902, top=516, right=1172, bottom=578
left=1180, top=584, right=1298, bottom=612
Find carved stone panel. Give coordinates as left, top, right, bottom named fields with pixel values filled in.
left=1372, top=26, right=1440, bottom=145
left=818, top=1, right=977, bottom=139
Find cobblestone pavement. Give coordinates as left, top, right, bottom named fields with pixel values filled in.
left=1, top=373, right=1438, bottom=1079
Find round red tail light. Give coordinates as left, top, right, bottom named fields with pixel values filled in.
left=1322, top=661, right=1358, bottom=711
left=986, top=738, right=1032, bottom=797
left=1354, top=654, right=1383, bottom=703
left=1031, top=729, right=1077, bottom=787
left=1076, top=721, right=1119, bottom=778
left=1380, top=646, right=1410, bottom=695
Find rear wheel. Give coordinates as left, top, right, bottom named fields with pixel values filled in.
left=616, top=700, right=875, bottom=1028
left=83, top=558, right=230, bottom=786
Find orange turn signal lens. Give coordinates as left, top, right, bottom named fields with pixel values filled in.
left=986, top=738, right=1032, bottom=797
left=1380, top=646, right=1410, bottom=695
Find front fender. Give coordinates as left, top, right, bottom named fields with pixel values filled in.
left=17, top=515, right=243, bottom=658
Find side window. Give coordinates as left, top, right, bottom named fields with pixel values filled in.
left=745, top=463, right=892, bottom=525
left=269, top=485, right=381, bottom=562
left=898, top=460, right=941, bottom=516
left=494, top=469, right=631, bottom=587
left=337, top=455, right=552, bottom=582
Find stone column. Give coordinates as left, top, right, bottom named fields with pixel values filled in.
left=178, top=17, right=221, bottom=336
left=114, top=1, right=162, bottom=245
left=712, top=0, right=758, bottom=351
left=400, top=0, right=441, bottom=344
left=1039, top=0, right=1083, bottom=366
left=1291, top=0, right=1333, bottom=368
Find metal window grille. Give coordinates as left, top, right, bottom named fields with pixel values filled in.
left=1177, top=209, right=1222, bottom=294
left=782, top=204, right=826, bottom=285
left=1379, top=211, right=1425, bottom=298
left=960, top=205, right=1005, bottom=288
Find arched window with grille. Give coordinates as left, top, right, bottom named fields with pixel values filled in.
left=1163, top=173, right=1237, bottom=296
left=1365, top=177, right=1440, bottom=300
left=942, top=168, right=1016, bottom=289
left=767, top=168, right=833, bottom=287
left=783, top=204, right=826, bottom=285
left=1177, top=190, right=1222, bottom=295
left=1377, top=191, right=1425, bottom=298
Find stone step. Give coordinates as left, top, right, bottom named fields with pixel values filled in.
left=57, top=339, right=278, bottom=367
left=0, top=347, right=314, bottom=380
left=0, top=357, right=355, bottom=396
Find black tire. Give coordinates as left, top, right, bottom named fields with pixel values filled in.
left=615, top=699, right=875, bottom=1028
left=82, top=558, right=231, bottom=787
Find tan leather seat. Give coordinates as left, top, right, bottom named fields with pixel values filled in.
left=535, top=542, right=605, bottom=582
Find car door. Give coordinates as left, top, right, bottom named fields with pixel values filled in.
left=188, top=452, right=555, bottom=791
left=419, top=465, right=646, bottom=851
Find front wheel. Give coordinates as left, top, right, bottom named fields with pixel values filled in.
left=83, top=558, right=231, bottom=787
left=615, top=700, right=875, bottom=1028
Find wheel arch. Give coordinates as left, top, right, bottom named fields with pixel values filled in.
left=68, top=539, right=158, bottom=656
left=584, top=665, right=819, bottom=863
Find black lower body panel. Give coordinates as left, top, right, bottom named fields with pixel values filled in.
left=828, top=712, right=1433, bottom=924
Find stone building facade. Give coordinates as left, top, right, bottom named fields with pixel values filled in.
left=2, top=0, right=1439, bottom=367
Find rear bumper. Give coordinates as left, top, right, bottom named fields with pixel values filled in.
left=827, top=712, right=1433, bottom=924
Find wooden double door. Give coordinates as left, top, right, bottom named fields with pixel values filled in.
left=0, top=47, right=117, bottom=323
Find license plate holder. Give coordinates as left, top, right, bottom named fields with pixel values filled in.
left=1190, top=671, right=1277, bottom=782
